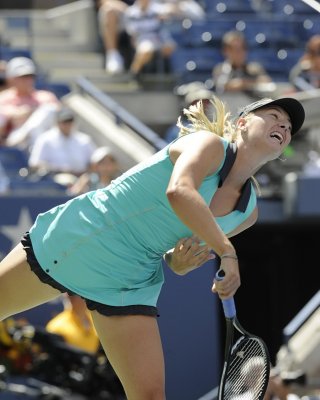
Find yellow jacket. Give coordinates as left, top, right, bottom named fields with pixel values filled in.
left=46, top=309, right=99, bottom=354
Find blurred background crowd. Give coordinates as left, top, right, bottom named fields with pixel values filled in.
left=0, top=1, right=319, bottom=399
left=0, top=0, right=320, bottom=198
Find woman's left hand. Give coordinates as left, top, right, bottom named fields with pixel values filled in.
left=165, top=236, right=215, bottom=275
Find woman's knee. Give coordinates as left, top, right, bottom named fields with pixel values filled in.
left=92, top=313, right=165, bottom=399
left=125, top=382, right=165, bottom=400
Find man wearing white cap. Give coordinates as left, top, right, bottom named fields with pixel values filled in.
left=0, top=57, right=60, bottom=149
left=69, top=146, right=121, bottom=195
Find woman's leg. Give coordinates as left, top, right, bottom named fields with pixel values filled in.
left=91, top=312, right=166, bottom=400
left=0, top=243, right=62, bottom=321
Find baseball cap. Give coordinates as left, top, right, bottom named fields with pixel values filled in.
left=238, top=97, right=305, bottom=135
left=185, top=88, right=213, bottom=106
left=6, top=57, right=36, bottom=78
left=56, top=107, right=75, bottom=122
left=90, top=146, right=113, bottom=164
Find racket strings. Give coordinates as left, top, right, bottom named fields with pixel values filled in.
left=223, top=337, right=269, bottom=400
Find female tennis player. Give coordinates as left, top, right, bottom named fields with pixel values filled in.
left=0, top=95, right=305, bottom=399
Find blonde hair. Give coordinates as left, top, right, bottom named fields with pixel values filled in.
left=177, top=95, right=237, bottom=141
left=177, top=95, right=261, bottom=195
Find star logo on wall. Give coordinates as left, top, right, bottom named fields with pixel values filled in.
left=0, top=207, right=33, bottom=250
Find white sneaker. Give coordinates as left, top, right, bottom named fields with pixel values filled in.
left=105, top=51, right=124, bottom=74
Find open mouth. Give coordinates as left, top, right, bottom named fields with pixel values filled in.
left=270, top=131, right=284, bottom=145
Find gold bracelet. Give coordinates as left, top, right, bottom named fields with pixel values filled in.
left=220, top=253, right=238, bottom=260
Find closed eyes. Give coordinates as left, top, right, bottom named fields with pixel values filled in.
left=269, top=112, right=292, bottom=132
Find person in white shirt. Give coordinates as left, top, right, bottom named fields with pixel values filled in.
left=28, top=107, right=96, bottom=179
left=98, top=0, right=204, bottom=75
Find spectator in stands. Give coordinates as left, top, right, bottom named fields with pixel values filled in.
left=0, top=57, right=60, bottom=150
left=46, top=294, right=100, bottom=354
left=98, top=0, right=205, bottom=75
left=155, top=0, right=205, bottom=20
left=28, top=107, right=96, bottom=181
left=263, top=369, right=300, bottom=400
left=98, top=0, right=134, bottom=74
left=263, top=367, right=320, bottom=400
left=288, top=35, right=320, bottom=160
left=212, top=30, right=272, bottom=96
left=69, top=146, right=121, bottom=195
left=289, top=34, right=320, bottom=92
left=0, top=60, right=8, bottom=92
left=124, top=0, right=177, bottom=77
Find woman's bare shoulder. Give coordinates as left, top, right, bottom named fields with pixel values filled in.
left=169, top=131, right=226, bottom=170
left=170, top=131, right=225, bottom=154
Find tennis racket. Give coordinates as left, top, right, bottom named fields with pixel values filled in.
left=215, top=269, right=270, bottom=400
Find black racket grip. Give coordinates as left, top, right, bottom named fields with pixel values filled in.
left=215, top=269, right=236, bottom=319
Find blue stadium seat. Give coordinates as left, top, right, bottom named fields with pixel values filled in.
left=9, top=175, right=67, bottom=195
left=197, top=19, right=239, bottom=42
left=0, top=46, right=32, bottom=61
left=170, top=47, right=223, bottom=74
left=297, top=15, right=320, bottom=41
left=178, top=20, right=234, bottom=48
left=249, top=47, right=303, bottom=81
left=270, top=0, right=319, bottom=15
left=241, top=19, right=300, bottom=48
left=0, top=147, right=29, bottom=178
left=170, top=46, right=222, bottom=85
left=203, top=0, right=254, bottom=16
left=36, top=81, right=71, bottom=99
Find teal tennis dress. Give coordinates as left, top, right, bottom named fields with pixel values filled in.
left=28, top=136, right=257, bottom=309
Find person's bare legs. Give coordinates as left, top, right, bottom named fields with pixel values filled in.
left=161, top=44, right=176, bottom=58
left=98, top=0, right=128, bottom=73
left=92, top=312, right=166, bottom=400
left=0, top=243, right=62, bottom=321
left=130, top=49, right=154, bottom=74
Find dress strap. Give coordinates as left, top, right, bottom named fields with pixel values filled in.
left=218, top=142, right=252, bottom=213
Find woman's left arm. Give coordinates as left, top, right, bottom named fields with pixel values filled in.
left=164, top=237, right=215, bottom=275
left=163, top=207, right=258, bottom=275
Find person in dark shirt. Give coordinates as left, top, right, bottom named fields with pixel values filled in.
left=212, top=30, right=272, bottom=96
left=289, top=34, right=320, bottom=92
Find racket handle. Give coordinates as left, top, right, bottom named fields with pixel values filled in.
left=215, top=269, right=236, bottom=319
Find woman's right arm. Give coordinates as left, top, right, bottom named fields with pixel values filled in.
left=167, top=131, right=240, bottom=298
left=167, top=131, right=235, bottom=257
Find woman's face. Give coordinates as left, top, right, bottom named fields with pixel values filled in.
left=243, top=106, right=292, bottom=159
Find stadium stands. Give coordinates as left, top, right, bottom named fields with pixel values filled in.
left=0, top=46, right=32, bottom=61
left=35, top=81, right=71, bottom=99
left=0, top=145, right=67, bottom=195
left=166, top=1, right=320, bottom=85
